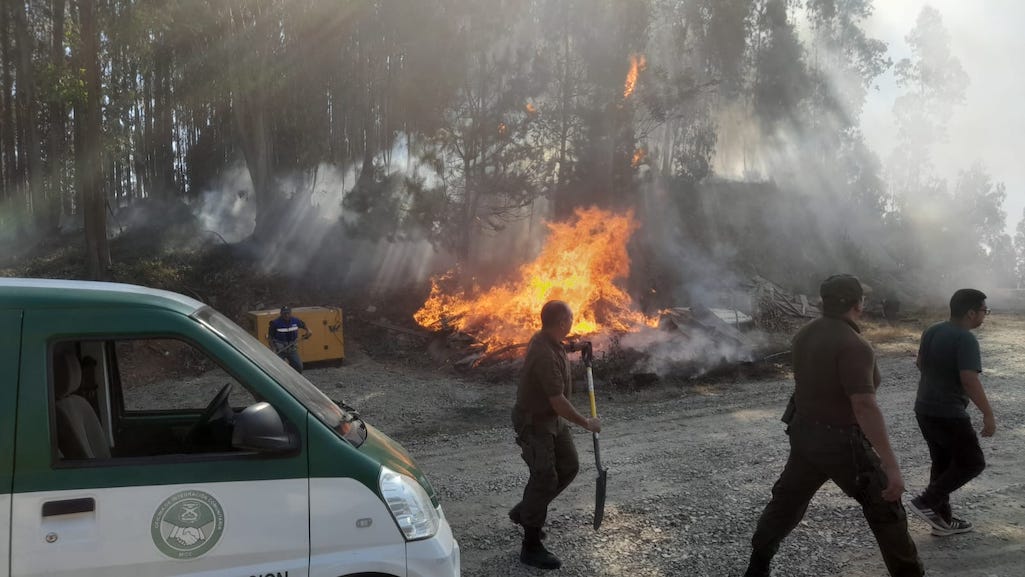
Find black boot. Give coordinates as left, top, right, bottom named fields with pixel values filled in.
left=744, top=551, right=771, bottom=577
left=508, top=506, right=546, bottom=540
left=520, top=528, right=561, bottom=570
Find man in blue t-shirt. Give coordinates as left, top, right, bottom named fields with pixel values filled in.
left=268, top=306, right=312, bottom=373
left=907, top=289, right=995, bottom=537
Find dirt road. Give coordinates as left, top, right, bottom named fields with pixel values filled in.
left=310, top=314, right=1025, bottom=577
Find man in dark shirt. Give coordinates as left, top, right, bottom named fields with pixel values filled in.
left=907, top=288, right=994, bottom=536
left=744, top=275, right=923, bottom=577
left=509, top=300, right=601, bottom=570
left=268, top=306, right=311, bottom=373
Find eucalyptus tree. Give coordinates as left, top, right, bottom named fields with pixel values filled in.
left=75, top=0, right=109, bottom=278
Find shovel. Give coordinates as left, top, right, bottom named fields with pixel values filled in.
left=581, top=342, right=608, bottom=531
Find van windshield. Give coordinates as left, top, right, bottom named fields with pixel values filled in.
left=192, top=306, right=365, bottom=447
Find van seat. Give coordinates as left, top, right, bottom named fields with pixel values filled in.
left=54, top=351, right=111, bottom=459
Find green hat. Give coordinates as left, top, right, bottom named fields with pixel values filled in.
left=820, top=274, right=864, bottom=304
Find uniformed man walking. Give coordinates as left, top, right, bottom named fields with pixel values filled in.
left=509, top=300, right=602, bottom=570
left=744, top=275, right=924, bottom=577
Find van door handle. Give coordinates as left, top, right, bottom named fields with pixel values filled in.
left=42, top=498, right=95, bottom=517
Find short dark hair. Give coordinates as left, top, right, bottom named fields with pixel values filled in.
left=540, top=300, right=571, bottom=328
left=949, top=289, right=987, bottom=318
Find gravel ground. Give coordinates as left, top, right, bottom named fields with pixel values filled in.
left=305, top=314, right=1025, bottom=577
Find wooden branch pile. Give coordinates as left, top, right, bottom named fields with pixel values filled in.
left=747, top=276, right=819, bottom=332
left=365, top=317, right=526, bottom=370
left=658, top=306, right=756, bottom=352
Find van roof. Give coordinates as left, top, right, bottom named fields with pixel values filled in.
left=0, top=278, right=203, bottom=315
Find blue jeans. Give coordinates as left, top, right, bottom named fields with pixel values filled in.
left=272, top=341, right=303, bottom=373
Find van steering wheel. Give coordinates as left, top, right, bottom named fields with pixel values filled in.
left=185, top=382, right=233, bottom=448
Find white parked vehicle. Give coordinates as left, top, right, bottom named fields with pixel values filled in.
left=0, top=278, right=460, bottom=577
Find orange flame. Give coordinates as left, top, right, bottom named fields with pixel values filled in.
left=623, top=54, right=646, bottom=99
left=414, top=207, right=658, bottom=350
left=525, top=102, right=537, bottom=115
left=631, top=147, right=647, bottom=168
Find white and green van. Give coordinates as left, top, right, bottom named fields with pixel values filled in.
left=0, top=278, right=459, bottom=577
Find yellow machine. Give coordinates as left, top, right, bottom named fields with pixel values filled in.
left=246, top=306, right=344, bottom=364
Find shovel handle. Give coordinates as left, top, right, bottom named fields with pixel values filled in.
left=578, top=342, right=597, bottom=418
left=586, top=366, right=597, bottom=418
left=585, top=360, right=607, bottom=532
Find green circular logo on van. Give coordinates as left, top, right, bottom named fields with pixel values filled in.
left=151, top=490, right=225, bottom=559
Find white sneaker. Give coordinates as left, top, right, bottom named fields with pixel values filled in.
left=907, top=496, right=950, bottom=532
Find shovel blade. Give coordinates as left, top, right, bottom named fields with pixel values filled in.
left=593, top=467, right=608, bottom=531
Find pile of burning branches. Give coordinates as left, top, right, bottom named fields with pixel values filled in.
left=413, top=207, right=657, bottom=365
left=409, top=209, right=806, bottom=378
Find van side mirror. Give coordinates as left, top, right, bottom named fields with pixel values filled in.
left=332, top=397, right=360, bottom=417
left=232, top=402, right=296, bottom=453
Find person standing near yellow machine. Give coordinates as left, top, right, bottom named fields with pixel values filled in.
left=268, top=306, right=312, bottom=373
left=509, top=300, right=601, bottom=570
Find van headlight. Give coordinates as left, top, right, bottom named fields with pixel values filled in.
left=379, top=467, right=440, bottom=541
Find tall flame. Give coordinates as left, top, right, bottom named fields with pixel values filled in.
left=414, top=207, right=657, bottom=350
left=623, top=54, right=646, bottom=99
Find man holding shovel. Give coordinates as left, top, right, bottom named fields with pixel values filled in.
left=509, top=300, right=602, bottom=570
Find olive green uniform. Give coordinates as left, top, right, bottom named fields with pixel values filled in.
left=747, top=316, right=924, bottom=577
left=510, top=331, right=580, bottom=529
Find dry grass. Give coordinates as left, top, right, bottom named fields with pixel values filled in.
left=860, top=318, right=928, bottom=357
left=861, top=321, right=921, bottom=344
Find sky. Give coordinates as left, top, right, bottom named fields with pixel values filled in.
left=861, top=0, right=1025, bottom=236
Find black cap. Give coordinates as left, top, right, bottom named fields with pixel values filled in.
left=280, top=305, right=291, bottom=314
left=820, top=274, right=864, bottom=304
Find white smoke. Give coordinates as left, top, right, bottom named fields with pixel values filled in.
left=191, top=139, right=455, bottom=291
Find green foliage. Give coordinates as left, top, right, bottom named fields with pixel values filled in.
left=1, top=0, right=1015, bottom=294
left=751, top=0, right=811, bottom=130
left=890, top=5, right=969, bottom=188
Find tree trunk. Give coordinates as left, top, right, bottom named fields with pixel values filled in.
left=226, top=0, right=281, bottom=244
left=13, top=0, right=41, bottom=231
left=555, top=28, right=571, bottom=219
left=460, top=154, right=475, bottom=264
left=235, top=96, right=277, bottom=241
left=45, top=0, right=67, bottom=232
left=152, top=42, right=176, bottom=199
left=76, top=0, right=109, bottom=279
left=0, top=6, right=14, bottom=200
